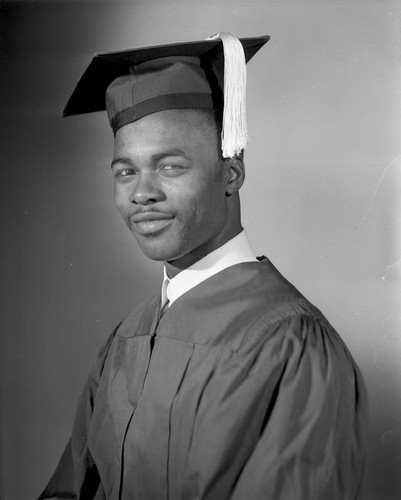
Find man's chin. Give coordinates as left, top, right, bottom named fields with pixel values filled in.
left=136, top=243, right=179, bottom=263
left=133, top=234, right=197, bottom=268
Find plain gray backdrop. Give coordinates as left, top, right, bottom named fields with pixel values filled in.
left=1, top=1, right=400, bottom=499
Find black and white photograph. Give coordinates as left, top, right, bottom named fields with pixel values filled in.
left=1, top=1, right=400, bottom=499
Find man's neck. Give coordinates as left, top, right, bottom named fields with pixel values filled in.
left=161, top=229, right=257, bottom=307
left=164, top=225, right=243, bottom=279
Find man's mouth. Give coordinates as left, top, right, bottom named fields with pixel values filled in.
left=130, top=211, right=174, bottom=235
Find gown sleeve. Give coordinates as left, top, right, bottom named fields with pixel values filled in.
left=37, top=324, right=120, bottom=500
left=229, top=311, right=369, bottom=500
left=181, top=304, right=368, bottom=500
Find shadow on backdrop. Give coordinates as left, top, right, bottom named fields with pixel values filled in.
left=0, top=2, right=400, bottom=499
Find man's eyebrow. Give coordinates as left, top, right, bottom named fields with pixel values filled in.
left=151, top=150, right=190, bottom=162
left=111, top=150, right=190, bottom=169
left=111, top=156, right=132, bottom=169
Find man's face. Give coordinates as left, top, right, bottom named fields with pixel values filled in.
left=112, top=109, right=239, bottom=270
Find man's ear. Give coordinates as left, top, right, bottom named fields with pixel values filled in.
left=225, top=156, right=245, bottom=196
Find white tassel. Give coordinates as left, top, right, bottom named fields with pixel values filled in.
left=207, top=32, right=248, bottom=158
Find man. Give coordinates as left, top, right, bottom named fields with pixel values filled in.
left=39, top=33, right=368, bottom=499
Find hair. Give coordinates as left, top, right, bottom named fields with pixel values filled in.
left=192, top=108, right=244, bottom=160
left=190, top=108, right=224, bottom=158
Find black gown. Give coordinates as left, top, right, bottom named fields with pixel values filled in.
left=39, top=258, right=368, bottom=499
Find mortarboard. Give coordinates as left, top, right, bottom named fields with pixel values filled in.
left=63, top=33, right=270, bottom=157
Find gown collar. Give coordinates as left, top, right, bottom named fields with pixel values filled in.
left=162, top=230, right=257, bottom=306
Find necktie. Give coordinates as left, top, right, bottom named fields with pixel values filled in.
left=160, top=278, right=170, bottom=315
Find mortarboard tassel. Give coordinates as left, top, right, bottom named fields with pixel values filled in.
left=207, top=32, right=248, bottom=158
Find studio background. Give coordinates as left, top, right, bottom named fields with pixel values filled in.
left=1, top=1, right=400, bottom=499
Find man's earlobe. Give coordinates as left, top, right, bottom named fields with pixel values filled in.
left=226, top=156, right=245, bottom=196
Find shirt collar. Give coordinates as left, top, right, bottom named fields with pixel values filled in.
left=162, top=230, right=257, bottom=306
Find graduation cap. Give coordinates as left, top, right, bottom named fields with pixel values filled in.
left=63, top=33, right=270, bottom=158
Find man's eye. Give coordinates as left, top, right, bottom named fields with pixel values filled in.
left=115, top=168, right=136, bottom=178
left=159, top=165, right=185, bottom=175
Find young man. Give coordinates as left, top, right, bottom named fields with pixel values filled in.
left=39, top=33, right=368, bottom=500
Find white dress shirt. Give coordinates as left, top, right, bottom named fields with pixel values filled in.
left=161, top=230, right=257, bottom=307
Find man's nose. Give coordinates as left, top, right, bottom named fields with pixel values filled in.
left=129, top=172, right=164, bottom=205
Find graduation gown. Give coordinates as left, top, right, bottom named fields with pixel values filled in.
left=39, top=258, right=368, bottom=500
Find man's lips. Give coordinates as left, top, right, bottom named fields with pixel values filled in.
left=131, top=211, right=175, bottom=223
left=129, top=211, right=174, bottom=235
